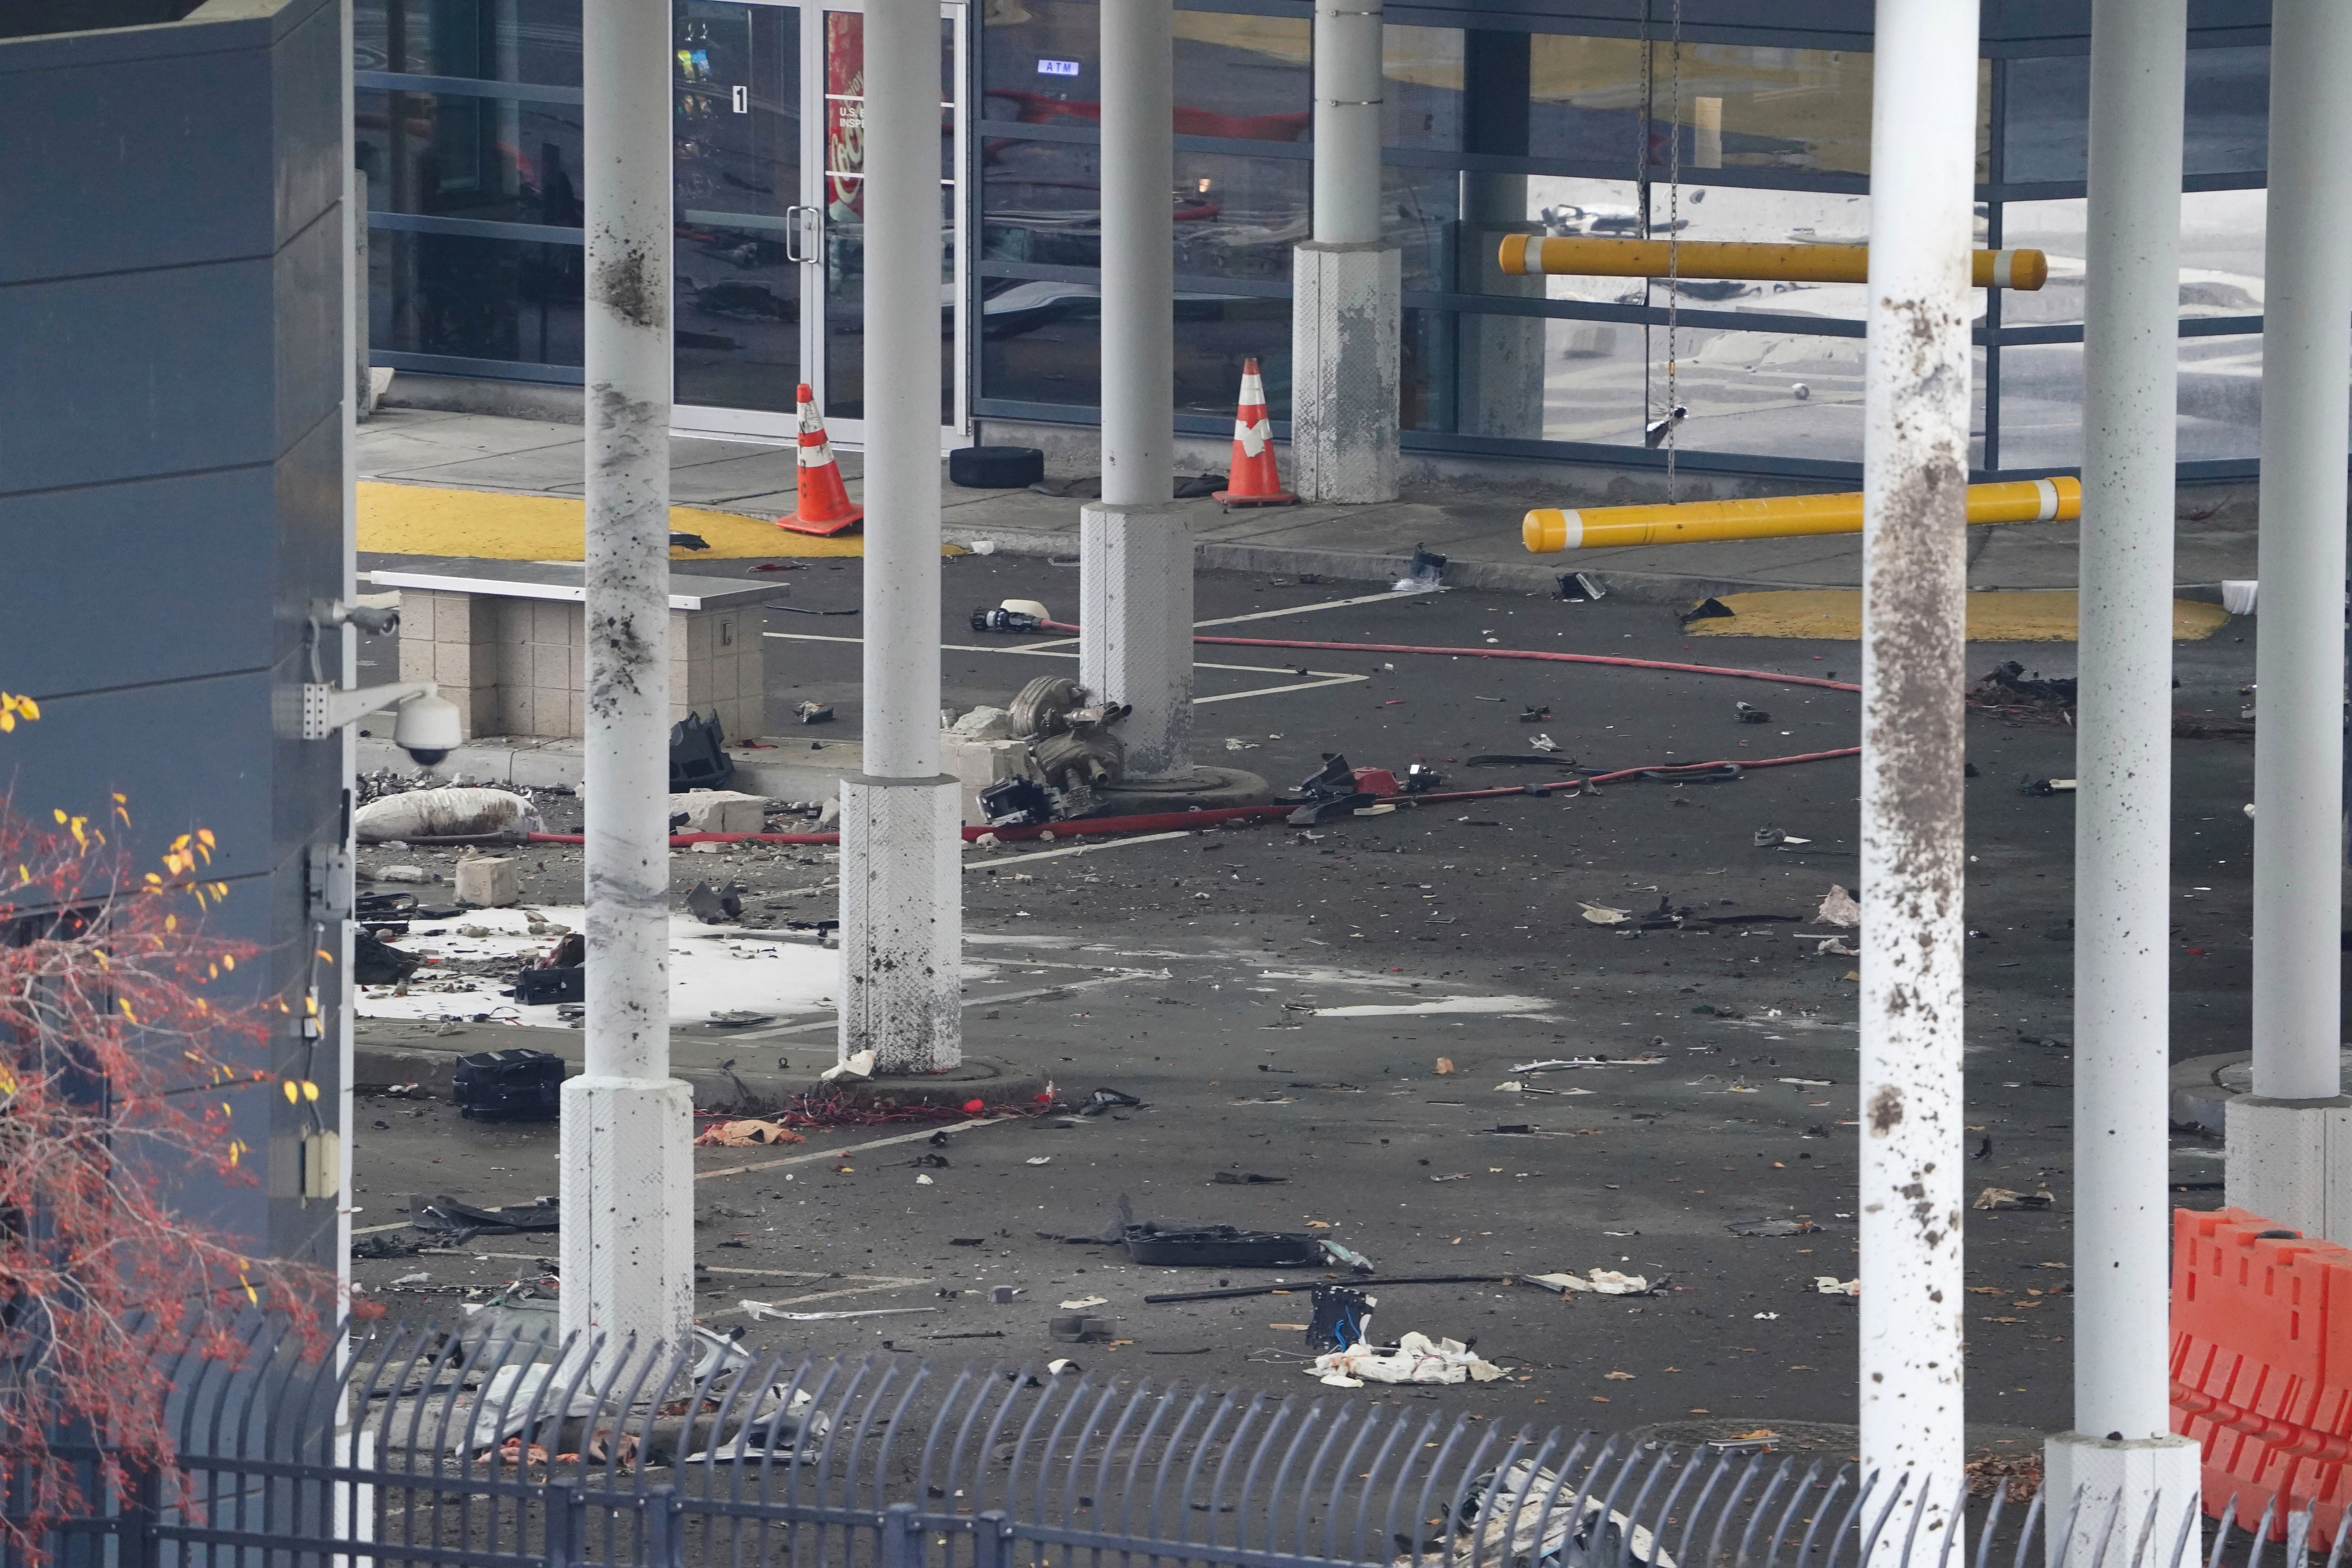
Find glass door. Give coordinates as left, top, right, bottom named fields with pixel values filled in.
left=673, top=0, right=808, bottom=426
left=673, top=0, right=967, bottom=448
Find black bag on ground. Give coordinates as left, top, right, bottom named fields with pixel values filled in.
left=511, top=965, right=585, bottom=1005
left=453, top=1048, right=566, bottom=1122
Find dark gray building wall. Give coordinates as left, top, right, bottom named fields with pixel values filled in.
left=0, top=0, right=347, bottom=1281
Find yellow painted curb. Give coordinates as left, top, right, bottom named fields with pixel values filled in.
left=357, top=481, right=956, bottom=561
left=1681, top=589, right=2229, bottom=643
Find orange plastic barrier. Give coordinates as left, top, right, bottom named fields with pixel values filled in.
left=2172, top=1208, right=2352, bottom=1538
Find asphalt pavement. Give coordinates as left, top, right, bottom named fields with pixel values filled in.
left=349, top=557, right=2265, bottom=1459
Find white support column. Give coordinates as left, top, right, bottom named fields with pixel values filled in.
left=1857, top=0, right=1974, bottom=1524
left=1289, top=0, right=1399, bottom=503
left=1081, top=0, right=1192, bottom=779
left=562, top=0, right=694, bottom=1362
left=840, top=0, right=962, bottom=1071
left=2046, top=0, right=2201, bottom=1551
left=2227, top=0, right=2352, bottom=1241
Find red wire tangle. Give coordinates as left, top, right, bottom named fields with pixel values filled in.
left=0, top=766, right=332, bottom=1560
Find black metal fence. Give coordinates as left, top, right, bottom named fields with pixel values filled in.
left=11, top=1320, right=2338, bottom=1568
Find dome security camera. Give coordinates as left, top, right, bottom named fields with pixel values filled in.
left=391, top=692, right=462, bottom=767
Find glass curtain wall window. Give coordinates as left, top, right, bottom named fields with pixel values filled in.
left=356, top=3, right=2274, bottom=481
left=972, top=1, right=2269, bottom=482
left=357, top=0, right=968, bottom=441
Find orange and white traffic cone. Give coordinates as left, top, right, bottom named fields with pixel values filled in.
left=777, top=383, right=864, bottom=535
left=1212, top=357, right=1298, bottom=507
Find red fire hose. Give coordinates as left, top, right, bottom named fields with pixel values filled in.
left=517, top=627, right=1863, bottom=848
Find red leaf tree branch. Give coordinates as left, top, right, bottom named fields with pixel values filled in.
left=0, top=788, right=333, bottom=1559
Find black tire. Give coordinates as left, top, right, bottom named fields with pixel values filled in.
left=949, top=445, right=1046, bottom=488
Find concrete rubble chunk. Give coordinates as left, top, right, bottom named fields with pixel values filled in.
left=670, top=789, right=769, bottom=835
left=453, top=855, right=519, bottom=907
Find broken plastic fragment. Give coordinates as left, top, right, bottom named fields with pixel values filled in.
left=820, top=1049, right=877, bottom=1083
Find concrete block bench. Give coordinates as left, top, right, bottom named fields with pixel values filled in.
left=369, top=558, right=771, bottom=742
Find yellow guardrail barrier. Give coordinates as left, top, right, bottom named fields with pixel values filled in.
left=1495, top=236, right=2049, bottom=290
left=1522, top=476, right=2082, bottom=554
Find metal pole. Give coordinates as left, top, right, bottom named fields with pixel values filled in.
left=337, top=0, right=359, bottom=1314
left=563, top=0, right=693, bottom=1360
left=2045, top=0, right=2202, bottom=1551
left=1310, top=0, right=1381, bottom=245
left=1098, top=0, right=1172, bottom=512
left=1857, top=0, right=1975, bottom=1519
left=1080, top=0, right=1193, bottom=779
left=838, top=0, right=963, bottom=1071
left=2230, top=0, right=2352, bottom=1234
left=1289, top=0, right=1400, bottom=503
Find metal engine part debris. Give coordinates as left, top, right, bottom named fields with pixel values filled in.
left=1009, top=675, right=1088, bottom=738
left=1033, top=725, right=1125, bottom=791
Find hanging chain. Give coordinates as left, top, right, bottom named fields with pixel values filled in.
left=1662, top=0, right=1682, bottom=499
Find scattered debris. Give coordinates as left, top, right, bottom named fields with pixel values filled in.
left=1556, top=571, right=1606, bottom=602
left=452, top=1049, right=564, bottom=1122
left=1814, top=1276, right=1861, bottom=1296
left=795, top=701, right=836, bottom=724
left=1973, top=1187, right=2056, bottom=1211
left=1049, top=1313, right=1114, bottom=1343
left=1815, top=885, right=1861, bottom=927
left=1057, top=1295, right=1109, bottom=1310
left=1973, top=661, right=2078, bottom=707
left=820, top=1050, right=877, bottom=1084
left=694, top=1119, right=807, bottom=1148
left=1212, top=1171, right=1288, bottom=1185
left=1965, top=1452, right=2043, bottom=1503
left=1431, top=1463, right=1673, bottom=1568
left=1522, top=1269, right=1653, bottom=1296
left=1307, top=1285, right=1377, bottom=1353
left=1734, top=702, right=1771, bottom=724
left=979, top=776, right=1057, bottom=828
left=1752, top=827, right=1812, bottom=847
left=1726, top=1218, right=1818, bottom=1238
left=453, top=855, right=519, bottom=907
left=1391, top=546, right=1447, bottom=593
left=355, top=787, right=546, bottom=845
left=412, top=1194, right=561, bottom=1241
left=1529, top=733, right=1560, bottom=753
left=2018, top=775, right=2078, bottom=796
left=1579, top=902, right=1632, bottom=926
left=672, top=789, right=769, bottom=834
left=355, top=929, right=421, bottom=985
left=971, top=604, right=1049, bottom=634
left=669, top=711, right=734, bottom=790
left=685, top=880, right=746, bottom=924
left=1076, top=1087, right=1145, bottom=1116
left=740, top=1302, right=936, bottom=1322
left=1682, top=597, right=1736, bottom=624
left=1141, top=1274, right=1506, bottom=1305
left=1310, top=1330, right=1504, bottom=1388
left=1434, top=1057, right=1457, bottom=1075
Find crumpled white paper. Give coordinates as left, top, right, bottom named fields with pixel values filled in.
left=1309, top=1330, right=1507, bottom=1388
